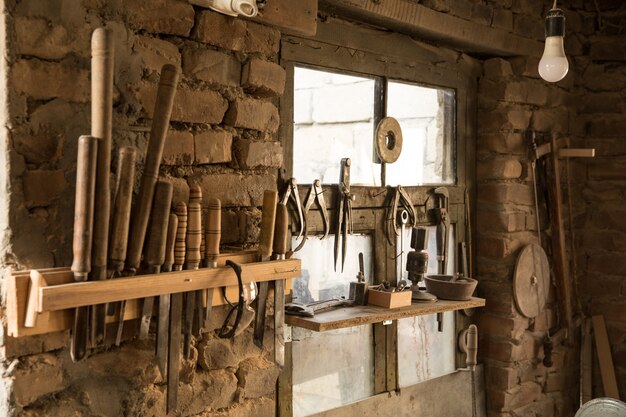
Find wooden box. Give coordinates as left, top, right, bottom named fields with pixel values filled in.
left=367, top=288, right=412, bottom=309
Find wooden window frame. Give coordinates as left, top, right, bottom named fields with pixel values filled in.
left=278, top=17, right=478, bottom=417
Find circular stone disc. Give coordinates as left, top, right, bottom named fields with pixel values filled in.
left=375, top=117, right=403, bottom=163
left=575, top=398, right=626, bottom=417
left=513, top=243, right=550, bottom=318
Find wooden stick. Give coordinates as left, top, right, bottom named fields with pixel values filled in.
left=559, top=148, right=595, bottom=158
left=70, top=135, right=98, bottom=361
left=109, top=146, right=136, bottom=273
left=24, top=270, right=47, bottom=328
left=592, top=315, right=620, bottom=400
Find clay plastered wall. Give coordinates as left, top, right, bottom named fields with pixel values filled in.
left=1, top=0, right=284, bottom=415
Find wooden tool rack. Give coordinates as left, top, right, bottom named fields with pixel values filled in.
left=6, top=250, right=301, bottom=338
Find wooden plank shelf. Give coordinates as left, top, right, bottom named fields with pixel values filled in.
left=285, top=297, right=485, bottom=332
left=6, top=250, right=300, bottom=338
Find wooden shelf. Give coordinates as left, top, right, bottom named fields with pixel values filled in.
left=285, top=297, right=485, bottom=332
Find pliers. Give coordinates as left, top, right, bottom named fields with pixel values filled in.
left=334, top=158, right=354, bottom=272
left=293, top=179, right=329, bottom=252
left=385, top=185, right=417, bottom=245
left=280, top=177, right=305, bottom=245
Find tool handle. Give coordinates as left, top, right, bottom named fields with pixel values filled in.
left=90, top=27, right=115, bottom=281
left=189, top=184, right=202, bottom=205
left=145, top=180, right=173, bottom=269
left=109, top=146, right=136, bottom=272
left=24, top=271, right=46, bottom=328
left=163, top=213, right=178, bottom=272
left=185, top=202, right=202, bottom=268
left=174, top=202, right=187, bottom=269
left=205, top=198, right=221, bottom=265
left=126, top=65, right=180, bottom=274
left=466, top=324, right=478, bottom=371
left=273, top=204, right=289, bottom=259
left=259, top=190, right=278, bottom=259
left=71, top=135, right=98, bottom=281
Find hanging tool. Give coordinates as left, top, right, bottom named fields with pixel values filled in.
left=334, top=158, right=354, bottom=272
left=406, top=227, right=437, bottom=303
left=183, top=200, right=202, bottom=358
left=119, top=64, right=180, bottom=341
left=280, top=178, right=305, bottom=249
left=156, top=212, right=177, bottom=379
left=465, top=188, right=473, bottom=278
left=167, top=203, right=187, bottom=413
left=203, top=198, right=221, bottom=327
left=107, top=146, right=136, bottom=317
left=90, top=27, right=115, bottom=347
left=189, top=185, right=205, bottom=335
left=253, top=191, right=278, bottom=348
left=375, top=117, right=403, bottom=164
left=458, top=324, right=478, bottom=417
left=70, top=135, right=98, bottom=362
left=385, top=185, right=417, bottom=245
left=294, top=179, right=329, bottom=252
left=273, top=204, right=289, bottom=367
left=433, top=187, right=449, bottom=332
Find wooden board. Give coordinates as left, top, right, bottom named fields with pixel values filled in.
left=285, top=297, right=485, bottom=332
left=592, top=315, right=620, bottom=400
left=513, top=244, right=550, bottom=318
left=251, top=0, right=317, bottom=36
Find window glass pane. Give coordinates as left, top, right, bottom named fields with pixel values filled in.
left=293, top=66, right=381, bottom=186
left=385, top=81, right=455, bottom=185
left=291, top=235, right=375, bottom=416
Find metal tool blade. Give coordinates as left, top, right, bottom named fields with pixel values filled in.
left=167, top=292, right=183, bottom=413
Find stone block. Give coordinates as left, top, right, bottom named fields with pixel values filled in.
left=194, top=130, right=233, bottom=164
left=448, top=0, right=473, bottom=19
left=133, top=35, right=181, bottom=74
left=22, top=170, right=67, bottom=208
left=478, top=182, right=534, bottom=206
left=239, top=208, right=261, bottom=243
left=197, top=173, right=277, bottom=207
left=477, top=158, right=522, bottom=179
left=479, top=313, right=528, bottom=340
left=478, top=132, right=525, bottom=155
left=162, top=130, right=194, bottom=165
left=479, top=210, right=527, bottom=233
left=471, top=3, right=493, bottom=25
left=486, top=366, right=518, bottom=391
left=545, top=371, right=573, bottom=393
left=125, top=0, right=194, bottom=36
left=180, top=369, right=238, bottom=412
left=13, top=129, right=63, bottom=164
left=477, top=236, right=512, bottom=258
left=487, top=381, right=542, bottom=411
left=13, top=353, right=66, bottom=406
left=590, top=36, right=626, bottom=61
left=236, top=358, right=280, bottom=399
left=588, top=117, right=626, bottom=137
left=241, top=58, right=286, bottom=97
left=512, top=397, right=556, bottom=417
left=170, top=176, right=190, bottom=206
left=483, top=58, right=513, bottom=80
left=492, top=8, right=513, bottom=31
left=509, top=56, right=540, bottom=78
left=221, top=210, right=241, bottom=244
left=133, top=82, right=228, bottom=124
left=182, top=48, right=241, bottom=87
left=12, top=59, right=89, bottom=103
left=580, top=92, right=623, bottom=114
left=193, top=11, right=247, bottom=51
left=244, top=21, right=281, bottom=57
left=198, top=337, right=239, bottom=370
left=1, top=332, right=67, bottom=359
left=513, top=13, right=543, bottom=40
left=14, top=16, right=89, bottom=60
left=225, top=98, right=280, bottom=133
left=234, top=139, right=283, bottom=169
left=531, top=109, right=568, bottom=133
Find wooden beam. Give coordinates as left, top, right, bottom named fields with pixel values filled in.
left=592, top=315, right=620, bottom=400
left=318, top=0, right=543, bottom=57
left=250, top=0, right=317, bottom=36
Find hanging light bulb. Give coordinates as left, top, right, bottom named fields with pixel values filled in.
left=538, top=2, right=568, bottom=83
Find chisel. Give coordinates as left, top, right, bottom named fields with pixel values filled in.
left=70, top=135, right=98, bottom=362
left=272, top=204, right=288, bottom=367
left=156, top=212, right=178, bottom=378
left=183, top=200, right=202, bottom=358
left=118, top=64, right=179, bottom=344
left=167, top=202, right=187, bottom=413
left=253, top=190, right=278, bottom=348
left=90, top=27, right=115, bottom=347
left=203, top=198, right=221, bottom=326
left=107, top=146, right=136, bottom=317
left=189, top=185, right=205, bottom=336
left=139, top=179, right=173, bottom=339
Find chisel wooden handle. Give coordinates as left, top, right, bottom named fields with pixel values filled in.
left=185, top=202, right=202, bottom=269
left=71, top=135, right=98, bottom=281
left=466, top=324, right=478, bottom=371
left=189, top=184, right=202, bottom=205
left=126, top=64, right=180, bottom=274
left=205, top=198, right=221, bottom=267
left=259, top=190, right=278, bottom=259
left=145, top=180, right=173, bottom=273
left=174, top=202, right=187, bottom=271
left=273, top=204, right=289, bottom=260
left=91, top=27, right=115, bottom=281
left=109, top=146, right=136, bottom=273
left=163, top=213, right=178, bottom=273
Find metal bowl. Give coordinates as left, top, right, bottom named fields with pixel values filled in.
left=575, top=398, right=626, bottom=417
left=424, top=275, right=478, bottom=301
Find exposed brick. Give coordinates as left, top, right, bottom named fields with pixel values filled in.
left=194, top=130, right=233, bottom=164
left=545, top=371, right=573, bottom=393
left=22, top=170, right=67, bottom=208
left=133, top=82, right=228, bottom=124
left=478, top=183, right=534, bottom=206
left=479, top=210, right=527, bottom=232
left=448, top=0, right=473, bottom=19
left=479, top=313, right=528, bottom=340
left=198, top=337, right=239, bottom=370
left=509, top=56, right=540, bottom=78
left=197, top=173, right=276, bottom=207
left=478, top=237, right=512, bottom=258
left=532, top=109, right=568, bottom=133
left=590, top=36, right=626, bottom=61
left=590, top=302, right=626, bottom=324
left=589, top=208, right=626, bottom=230
left=484, top=58, right=514, bottom=80
left=492, top=8, right=513, bottom=31
left=125, top=0, right=194, bottom=36
left=477, top=158, right=522, bottom=179
left=12, top=59, right=89, bottom=103
left=13, top=129, right=63, bottom=165
left=193, top=11, right=247, bottom=51
left=14, top=16, right=89, bottom=60
left=580, top=93, right=624, bottom=114
left=162, top=130, right=194, bottom=165
left=169, top=176, right=190, bottom=206
left=2, top=332, right=67, bottom=359
left=225, top=98, right=280, bottom=133
left=471, top=3, right=493, bottom=25
left=488, top=381, right=542, bottom=411
left=133, top=35, right=181, bottom=74
left=182, top=48, right=241, bottom=87
left=236, top=358, right=280, bottom=399
left=179, top=369, right=237, bottom=412
left=481, top=108, right=531, bottom=131
left=588, top=117, right=626, bottom=137
left=244, top=21, right=281, bottom=57
left=241, top=58, right=286, bottom=97
left=234, top=139, right=283, bottom=169
left=478, top=132, right=525, bottom=155
left=486, top=366, right=519, bottom=391
left=513, top=13, right=543, bottom=41
left=13, top=354, right=66, bottom=406
left=512, top=396, right=556, bottom=417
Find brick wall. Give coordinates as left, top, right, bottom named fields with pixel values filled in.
left=0, top=0, right=284, bottom=415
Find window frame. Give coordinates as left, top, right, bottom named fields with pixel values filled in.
left=278, top=17, right=478, bottom=417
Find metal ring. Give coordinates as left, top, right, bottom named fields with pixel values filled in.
left=375, top=117, right=403, bottom=164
